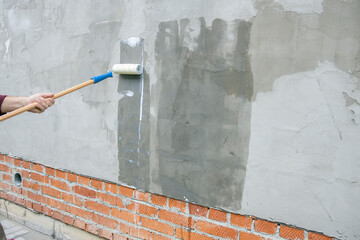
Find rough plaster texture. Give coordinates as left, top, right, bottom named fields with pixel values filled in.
left=0, top=0, right=359, bottom=239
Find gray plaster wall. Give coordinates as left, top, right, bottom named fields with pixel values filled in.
left=0, top=0, right=359, bottom=239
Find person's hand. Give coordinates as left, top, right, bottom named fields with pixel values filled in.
left=28, top=93, right=55, bottom=113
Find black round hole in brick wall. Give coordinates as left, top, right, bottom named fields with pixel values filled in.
left=14, top=172, right=22, bottom=186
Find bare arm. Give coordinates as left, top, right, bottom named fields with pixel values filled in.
left=0, top=93, right=55, bottom=114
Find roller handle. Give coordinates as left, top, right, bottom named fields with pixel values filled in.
left=0, top=71, right=115, bottom=122
left=0, top=79, right=95, bottom=122
left=0, top=102, right=39, bottom=122
left=92, top=71, right=113, bottom=84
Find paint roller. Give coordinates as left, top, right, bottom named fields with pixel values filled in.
left=0, top=64, right=142, bottom=122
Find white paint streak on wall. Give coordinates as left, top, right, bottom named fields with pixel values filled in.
left=273, top=0, right=325, bottom=14
left=243, top=61, right=360, bottom=238
left=119, top=90, right=134, bottom=97
left=124, top=37, right=142, bottom=48
left=4, top=39, right=10, bottom=54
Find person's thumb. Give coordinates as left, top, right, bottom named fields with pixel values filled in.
left=40, top=93, right=54, bottom=98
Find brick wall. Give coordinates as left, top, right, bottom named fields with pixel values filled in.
left=0, top=154, right=333, bottom=240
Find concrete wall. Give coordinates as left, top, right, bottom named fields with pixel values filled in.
left=0, top=0, right=359, bottom=239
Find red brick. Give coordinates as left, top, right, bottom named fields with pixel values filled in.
left=21, top=189, right=27, bottom=197
left=138, top=229, right=152, bottom=240
left=93, top=213, right=119, bottom=229
left=0, top=191, right=6, bottom=198
left=47, top=198, right=63, bottom=210
left=280, top=225, right=305, bottom=240
left=159, top=209, right=195, bottom=228
left=62, top=192, right=74, bottom=203
left=112, top=208, right=140, bottom=224
left=67, top=173, right=77, bottom=182
left=28, top=191, right=46, bottom=203
left=32, top=164, right=44, bottom=173
left=5, top=193, right=15, bottom=201
left=74, top=195, right=85, bottom=206
left=56, top=170, right=66, bottom=179
left=23, top=179, right=40, bottom=191
left=118, top=185, right=133, bottom=197
left=45, top=167, right=55, bottom=176
left=63, top=215, right=75, bottom=225
left=43, top=206, right=52, bottom=216
left=85, top=200, right=111, bottom=215
left=73, top=186, right=96, bottom=198
left=14, top=158, right=21, bottom=166
left=42, top=186, right=61, bottom=198
left=189, top=203, right=208, bottom=217
left=209, top=208, right=227, bottom=222
left=119, top=222, right=130, bottom=236
left=51, top=178, right=70, bottom=191
left=309, top=232, right=333, bottom=240
left=151, top=194, right=167, bottom=206
left=104, top=182, right=118, bottom=194
left=4, top=156, right=12, bottom=164
left=14, top=196, right=24, bottom=205
left=53, top=211, right=63, bottom=221
left=116, top=197, right=124, bottom=208
left=254, top=219, right=277, bottom=235
left=22, top=161, right=31, bottom=169
left=21, top=170, right=29, bottom=178
left=119, top=223, right=151, bottom=239
left=98, top=192, right=117, bottom=206
left=11, top=185, right=22, bottom=194
left=240, top=231, right=265, bottom=240
left=196, top=220, right=238, bottom=240
left=78, top=176, right=91, bottom=186
left=113, top=233, right=129, bottom=240
left=140, top=216, right=175, bottom=236
left=231, top=214, right=252, bottom=229
left=68, top=206, right=92, bottom=220
left=152, top=233, right=171, bottom=240
left=2, top=173, right=12, bottom=182
left=100, top=228, right=113, bottom=240
left=0, top=181, right=9, bottom=190
left=24, top=200, right=33, bottom=209
left=85, top=224, right=98, bottom=235
left=32, top=202, right=42, bottom=212
left=126, top=201, right=157, bottom=217
left=74, top=219, right=86, bottom=230
left=135, top=190, right=149, bottom=202
left=169, top=198, right=187, bottom=213
left=91, top=179, right=103, bottom=190
left=30, top=172, right=45, bottom=182
left=176, top=228, right=214, bottom=240
left=0, top=163, right=9, bottom=172
left=136, top=203, right=158, bottom=217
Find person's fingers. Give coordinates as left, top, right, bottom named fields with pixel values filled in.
left=39, top=98, right=53, bottom=108
left=31, top=108, right=42, bottom=113
left=37, top=94, right=55, bottom=108
left=35, top=99, right=46, bottom=112
left=46, top=98, right=55, bottom=106
left=27, top=93, right=55, bottom=113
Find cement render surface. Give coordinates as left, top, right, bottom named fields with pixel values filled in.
left=0, top=0, right=359, bottom=239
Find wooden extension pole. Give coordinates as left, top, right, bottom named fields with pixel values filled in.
left=0, top=79, right=95, bottom=122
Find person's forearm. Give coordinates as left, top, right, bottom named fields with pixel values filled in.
left=0, top=96, right=30, bottom=113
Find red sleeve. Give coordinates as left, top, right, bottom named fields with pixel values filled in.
left=0, top=95, right=7, bottom=115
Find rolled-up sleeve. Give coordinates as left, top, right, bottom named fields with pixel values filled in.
left=0, top=95, right=7, bottom=115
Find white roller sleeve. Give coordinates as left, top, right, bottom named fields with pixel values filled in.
left=112, top=64, right=143, bottom=75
